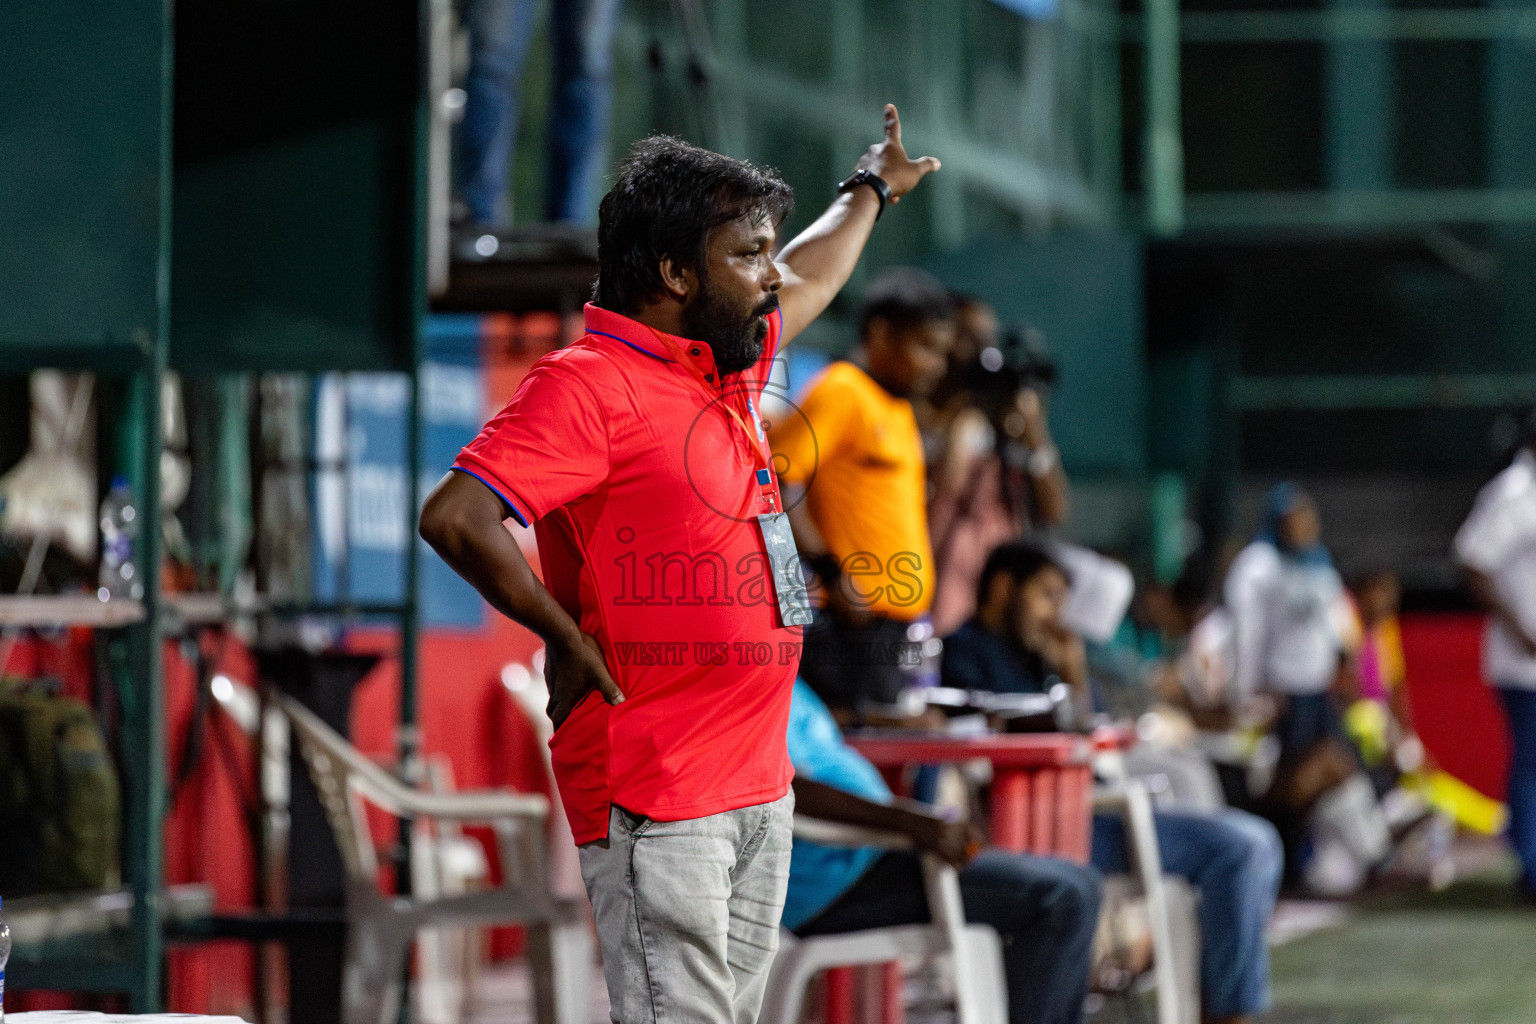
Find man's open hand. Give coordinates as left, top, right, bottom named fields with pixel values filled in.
left=857, top=104, right=941, bottom=201
left=545, top=631, right=624, bottom=729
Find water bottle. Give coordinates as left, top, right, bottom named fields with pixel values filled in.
left=0, top=894, right=10, bottom=1021
left=98, top=476, right=143, bottom=602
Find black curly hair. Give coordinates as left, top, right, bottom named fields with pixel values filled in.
left=592, top=136, right=795, bottom=315
left=857, top=267, right=955, bottom=340
left=977, top=541, right=1070, bottom=608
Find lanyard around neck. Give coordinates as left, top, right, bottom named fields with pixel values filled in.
left=645, top=325, right=778, bottom=513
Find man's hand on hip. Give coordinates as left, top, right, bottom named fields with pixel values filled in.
left=545, top=631, right=625, bottom=729
left=420, top=470, right=626, bottom=728
left=856, top=104, right=942, bottom=202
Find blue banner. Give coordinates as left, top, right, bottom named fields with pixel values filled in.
left=309, top=313, right=488, bottom=629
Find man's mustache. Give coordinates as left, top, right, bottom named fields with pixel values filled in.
left=755, top=294, right=781, bottom=318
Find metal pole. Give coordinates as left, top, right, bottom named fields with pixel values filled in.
left=125, top=355, right=167, bottom=1011
left=400, top=371, right=423, bottom=795
left=931, top=0, right=966, bottom=248
left=1325, top=0, right=1393, bottom=197
left=1090, top=0, right=1124, bottom=214
left=124, top=0, right=174, bottom=1000
left=1143, top=0, right=1183, bottom=235
left=711, top=0, right=749, bottom=157
left=1488, top=0, right=1536, bottom=192
left=396, top=0, right=431, bottom=912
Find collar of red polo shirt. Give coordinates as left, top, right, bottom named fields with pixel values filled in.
left=584, top=303, right=781, bottom=517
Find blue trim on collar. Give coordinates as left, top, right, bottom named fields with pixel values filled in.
left=451, top=466, right=530, bottom=527
left=589, top=328, right=674, bottom=363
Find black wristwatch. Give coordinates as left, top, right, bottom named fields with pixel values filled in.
left=837, top=169, right=891, bottom=220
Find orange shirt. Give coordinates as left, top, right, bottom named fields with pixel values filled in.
left=769, top=361, right=934, bottom=620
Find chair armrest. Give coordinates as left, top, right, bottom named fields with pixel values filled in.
left=794, top=815, right=975, bottom=963
left=792, top=814, right=915, bottom=850
left=794, top=814, right=978, bottom=977
left=398, top=788, right=549, bottom=822
left=279, top=692, right=549, bottom=823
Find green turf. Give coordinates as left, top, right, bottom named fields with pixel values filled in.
left=1268, top=875, right=1536, bottom=1024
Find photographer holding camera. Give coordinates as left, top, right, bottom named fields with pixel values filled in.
left=927, top=294, right=1071, bottom=636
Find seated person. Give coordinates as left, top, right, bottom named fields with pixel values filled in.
left=944, top=542, right=1284, bottom=1024
left=1081, top=569, right=1235, bottom=812
left=787, top=679, right=1102, bottom=1024
left=1345, top=567, right=1426, bottom=779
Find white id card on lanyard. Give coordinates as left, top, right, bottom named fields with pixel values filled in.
left=757, top=509, right=813, bottom=628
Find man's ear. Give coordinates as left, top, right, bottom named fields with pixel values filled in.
left=657, top=256, right=695, bottom=304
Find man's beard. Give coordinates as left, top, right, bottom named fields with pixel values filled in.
left=681, top=284, right=780, bottom=376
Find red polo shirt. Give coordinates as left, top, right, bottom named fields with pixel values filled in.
left=453, top=303, right=799, bottom=844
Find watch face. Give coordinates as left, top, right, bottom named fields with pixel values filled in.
left=843, top=171, right=877, bottom=192
left=839, top=171, right=886, bottom=216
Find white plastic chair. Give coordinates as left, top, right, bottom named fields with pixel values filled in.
left=499, top=659, right=598, bottom=1021
left=500, top=660, right=585, bottom=901
left=278, top=691, right=590, bottom=1024
left=1092, top=777, right=1201, bottom=1024
left=412, top=755, right=494, bottom=1024
left=759, top=816, right=1008, bottom=1024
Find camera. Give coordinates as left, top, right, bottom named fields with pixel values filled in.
left=964, top=322, right=1058, bottom=416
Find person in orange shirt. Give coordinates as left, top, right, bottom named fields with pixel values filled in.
left=769, top=267, right=953, bottom=712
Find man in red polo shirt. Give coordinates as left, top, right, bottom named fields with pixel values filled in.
left=419, top=107, right=939, bottom=1022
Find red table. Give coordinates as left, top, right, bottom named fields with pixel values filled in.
left=1092, top=722, right=1138, bottom=752
left=847, top=732, right=1094, bottom=863
left=818, top=733, right=1095, bottom=1024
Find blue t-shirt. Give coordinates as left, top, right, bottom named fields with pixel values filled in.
left=782, top=680, right=892, bottom=931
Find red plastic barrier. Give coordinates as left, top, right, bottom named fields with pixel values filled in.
left=849, top=733, right=1093, bottom=862
left=1400, top=611, right=1510, bottom=801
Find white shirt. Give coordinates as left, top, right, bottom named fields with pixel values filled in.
left=1185, top=607, right=1235, bottom=707
left=1454, top=449, right=1536, bottom=689
left=1224, top=540, right=1352, bottom=697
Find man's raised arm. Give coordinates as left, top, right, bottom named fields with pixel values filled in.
left=774, top=105, right=941, bottom=345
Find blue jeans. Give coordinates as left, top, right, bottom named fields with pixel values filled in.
left=456, top=0, right=622, bottom=225
left=795, top=850, right=1102, bottom=1024
left=1092, top=808, right=1282, bottom=1020
left=1497, top=686, right=1536, bottom=893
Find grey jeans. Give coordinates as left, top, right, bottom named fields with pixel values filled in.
left=579, top=790, right=795, bottom=1024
